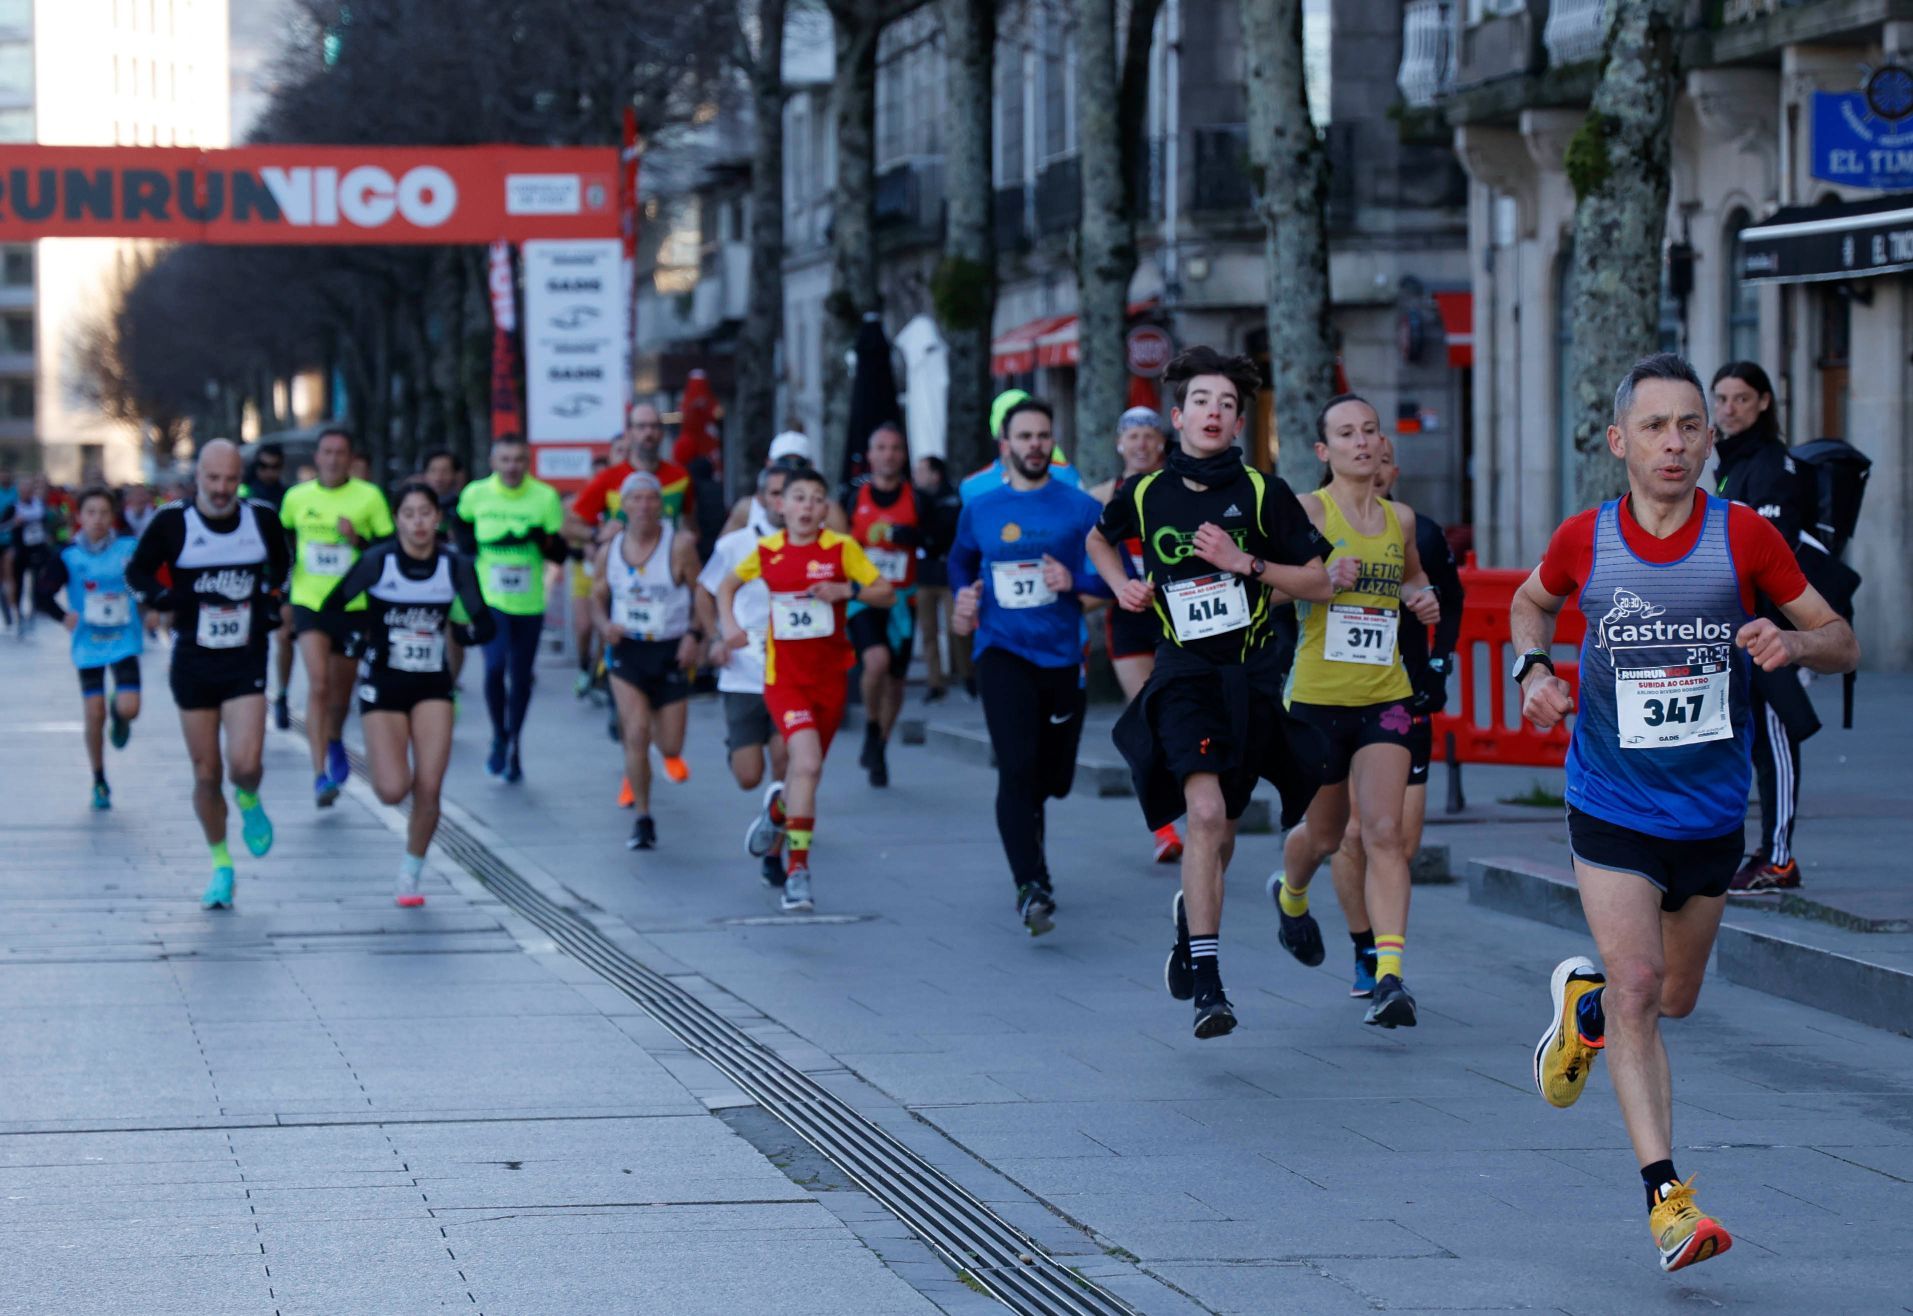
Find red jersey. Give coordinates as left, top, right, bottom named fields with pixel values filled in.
left=573, top=459, right=693, bottom=525
left=1539, top=490, right=1807, bottom=615
left=841, top=477, right=920, bottom=589
left=732, top=529, right=881, bottom=686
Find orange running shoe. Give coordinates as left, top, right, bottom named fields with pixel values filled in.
left=1152, top=824, right=1183, bottom=865
left=662, top=755, right=691, bottom=784
left=617, top=776, right=635, bottom=808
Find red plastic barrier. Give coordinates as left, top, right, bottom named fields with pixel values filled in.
left=1428, top=553, right=1585, bottom=768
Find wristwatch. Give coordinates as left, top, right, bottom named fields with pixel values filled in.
left=1511, top=648, right=1555, bottom=686
left=1244, top=557, right=1266, bottom=579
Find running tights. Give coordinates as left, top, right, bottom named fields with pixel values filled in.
left=975, top=647, right=1085, bottom=892
left=483, top=609, right=543, bottom=743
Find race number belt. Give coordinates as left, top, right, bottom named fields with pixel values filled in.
left=770, top=591, right=833, bottom=640
left=489, top=563, right=532, bottom=596
left=1163, top=573, right=1249, bottom=641
left=304, top=542, right=352, bottom=576
left=990, top=559, right=1055, bottom=610
left=1615, top=659, right=1732, bottom=750
left=865, top=547, right=910, bottom=583
left=1324, top=603, right=1397, bottom=666
left=389, top=627, right=445, bottom=674
left=196, top=601, right=251, bottom=649
left=83, top=590, right=131, bottom=628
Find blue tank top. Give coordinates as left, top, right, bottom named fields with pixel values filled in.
left=61, top=535, right=144, bottom=669
left=1565, top=496, right=1751, bottom=840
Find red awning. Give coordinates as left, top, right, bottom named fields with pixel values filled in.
left=990, top=301, right=1161, bottom=376
left=1433, top=290, right=1473, bottom=368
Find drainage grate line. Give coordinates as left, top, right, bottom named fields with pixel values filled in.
left=326, top=735, right=1138, bottom=1316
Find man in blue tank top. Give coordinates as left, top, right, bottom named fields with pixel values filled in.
left=1510, top=354, right=1858, bottom=1274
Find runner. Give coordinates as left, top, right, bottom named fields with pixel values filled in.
left=717, top=468, right=895, bottom=913
left=568, top=441, right=626, bottom=700
left=946, top=396, right=1106, bottom=936
left=455, top=433, right=568, bottom=784
left=280, top=428, right=393, bottom=807
left=122, top=483, right=159, bottom=539
left=1271, top=396, right=1442, bottom=1029
left=697, top=464, right=792, bottom=888
left=35, top=485, right=143, bottom=809
left=912, top=454, right=965, bottom=703
left=829, top=423, right=922, bottom=787
left=0, top=466, right=16, bottom=628
left=718, top=432, right=812, bottom=534
left=1088, top=405, right=1184, bottom=866
left=961, top=389, right=1082, bottom=498
left=126, top=440, right=287, bottom=910
left=1086, top=347, right=1333, bottom=1039
left=1326, top=436, right=1464, bottom=998
left=8, top=473, right=54, bottom=635
left=241, top=444, right=294, bottom=728
left=419, top=448, right=468, bottom=685
left=318, top=481, right=494, bottom=907
left=566, top=402, right=695, bottom=539
left=592, top=471, right=701, bottom=851
left=1516, top=352, right=1856, bottom=1273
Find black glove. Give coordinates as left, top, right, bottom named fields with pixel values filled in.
left=1409, top=655, right=1452, bottom=716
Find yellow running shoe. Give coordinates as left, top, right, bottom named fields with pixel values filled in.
left=1650, top=1176, right=1733, bottom=1273
left=1533, top=955, right=1606, bottom=1108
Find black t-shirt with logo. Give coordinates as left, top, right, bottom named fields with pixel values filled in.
left=1095, top=466, right=1327, bottom=664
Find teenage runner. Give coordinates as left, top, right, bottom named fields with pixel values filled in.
left=947, top=396, right=1106, bottom=936
left=280, top=428, right=394, bottom=808
left=1088, top=405, right=1184, bottom=866
left=1326, top=437, right=1463, bottom=997
left=127, top=440, right=287, bottom=909
left=456, top=434, right=568, bottom=783
left=718, top=468, right=895, bottom=913
left=319, top=482, right=494, bottom=907
left=829, top=422, right=921, bottom=788
left=593, top=471, right=701, bottom=850
left=241, top=444, right=294, bottom=728
left=36, top=485, right=143, bottom=809
left=1271, top=396, right=1442, bottom=1029
left=1086, top=347, right=1333, bottom=1039
left=698, top=464, right=792, bottom=888
left=1517, top=353, right=1856, bottom=1273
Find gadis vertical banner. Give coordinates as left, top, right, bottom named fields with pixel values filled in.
left=487, top=238, right=524, bottom=441
left=621, top=107, right=641, bottom=411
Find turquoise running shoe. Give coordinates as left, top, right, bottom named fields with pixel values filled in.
left=240, top=801, right=274, bottom=857
left=108, top=707, right=131, bottom=750
left=91, top=780, right=111, bottom=811
left=202, top=867, right=235, bottom=910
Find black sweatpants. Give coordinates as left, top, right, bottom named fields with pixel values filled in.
left=1750, top=678, right=1803, bottom=866
left=976, top=647, right=1085, bottom=893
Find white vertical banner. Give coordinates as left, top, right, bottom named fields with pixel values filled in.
left=522, top=238, right=624, bottom=445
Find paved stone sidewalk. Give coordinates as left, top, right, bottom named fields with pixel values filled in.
left=435, top=644, right=1913, bottom=1315
left=0, top=631, right=949, bottom=1315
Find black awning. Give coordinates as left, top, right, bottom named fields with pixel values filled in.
left=1741, top=191, right=1913, bottom=284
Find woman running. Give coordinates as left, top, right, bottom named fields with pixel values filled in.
left=320, top=481, right=494, bottom=907
left=1273, top=395, right=1441, bottom=1029
left=36, top=486, right=143, bottom=809
left=592, top=471, right=702, bottom=851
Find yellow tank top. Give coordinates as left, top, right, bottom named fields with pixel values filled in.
left=1290, top=492, right=1413, bottom=707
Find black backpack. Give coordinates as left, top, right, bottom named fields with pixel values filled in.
left=1789, top=438, right=1869, bottom=727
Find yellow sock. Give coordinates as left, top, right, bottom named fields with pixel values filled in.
left=1276, top=874, right=1310, bottom=918
left=1375, top=934, right=1405, bottom=982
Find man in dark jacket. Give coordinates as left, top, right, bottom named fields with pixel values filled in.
left=1711, top=361, right=1818, bottom=894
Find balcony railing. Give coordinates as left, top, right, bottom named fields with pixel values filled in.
left=874, top=155, right=946, bottom=235
left=1398, top=0, right=1459, bottom=108
left=1543, top=0, right=1610, bottom=68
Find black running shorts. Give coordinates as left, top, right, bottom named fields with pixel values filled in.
left=848, top=605, right=915, bottom=672
left=355, top=667, right=453, bottom=716
left=1104, top=606, right=1160, bottom=662
left=609, top=637, right=691, bottom=709
left=1566, top=805, right=1741, bottom=913
left=1288, top=698, right=1417, bottom=786
left=1408, top=713, right=1432, bottom=787
left=170, top=658, right=268, bottom=711
left=291, top=605, right=365, bottom=658
left=77, top=655, right=141, bottom=698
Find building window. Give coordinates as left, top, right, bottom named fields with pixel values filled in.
left=994, top=45, right=1024, bottom=186
left=1039, top=12, right=1075, bottom=161
left=2, top=378, right=32, bottom=419
left=1723, top=208, right=1760, bottom=365
left=3, top=314, right=29, bottom=353
left=1816, top=289, right=1850, bottom=439
left=1, top=245, right=29, bottom=286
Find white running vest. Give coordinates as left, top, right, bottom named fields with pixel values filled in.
left=608, top=526, right=691, bottom=641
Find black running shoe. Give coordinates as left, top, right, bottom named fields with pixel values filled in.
left=1164, top=891, right=1195, bottom=1000
left=760, top=853, right=787, bottom=888
left=1364, top=975, right=1418, bottom=1029
left=868, top=741, right=889, bottom=788
left=1277, top=909, right=1325, bottom=967
left=859, top=723, right=881, bottom=770
left=1017, top=883, right=1056, bottom=936
left=627, top=815, right=657, bottom=850
left=1193, top=987, right=1237, bottom=1040
left=273, top=694, right=290, bottom=731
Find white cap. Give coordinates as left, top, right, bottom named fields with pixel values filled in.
left=767, top=431, right=811, bottom=463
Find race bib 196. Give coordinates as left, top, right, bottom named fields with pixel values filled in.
left=770, top=591, right=834, bottom=640
left=489, top=563, right=532, bottom=596
left=990, top=559, right=1055, bottom=610
left=389, top=627, right=445, bottom=674
left=1615, top=661, right=1732, bottom=750
left=1163, top=573, right=1249, bottom=641
left=304, top=542, right=352, bottom=576
left=196, top=601, right=251, bottom=649
left=1324, top=603, right=1398, bottom=666
left=83, top=590, right=131, bottom=628
left=620, top=600, right=659, bottom=636
left=866, top=547, right=910, bottom=583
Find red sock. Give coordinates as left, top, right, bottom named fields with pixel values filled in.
left=786, top=815, right=814, bottom=871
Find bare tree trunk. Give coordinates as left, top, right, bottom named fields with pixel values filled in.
left=936, top=0, right=995, bottom=477
left=732, top=0, right=789, bottom=489
left=1241, top=0, right=1334, bottom=491
left=1565, top=0, right=1682, bottom=509
left=822, top=13, right=881, bottom=477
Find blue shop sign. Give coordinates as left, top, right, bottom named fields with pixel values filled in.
left=1813, top=89, right=1913, bottom=191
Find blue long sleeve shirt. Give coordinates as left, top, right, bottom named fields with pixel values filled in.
left=947, top=480, right=1107, bottom=669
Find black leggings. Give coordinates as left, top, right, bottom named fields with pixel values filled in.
left=482, top=609, right=543, bottom=743
left=976, top=647, right=1085, bottom=892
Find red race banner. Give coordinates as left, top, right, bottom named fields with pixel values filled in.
left=487, top=239, right=524, bottom=441
left=0, top=145, right=621, bottom=243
